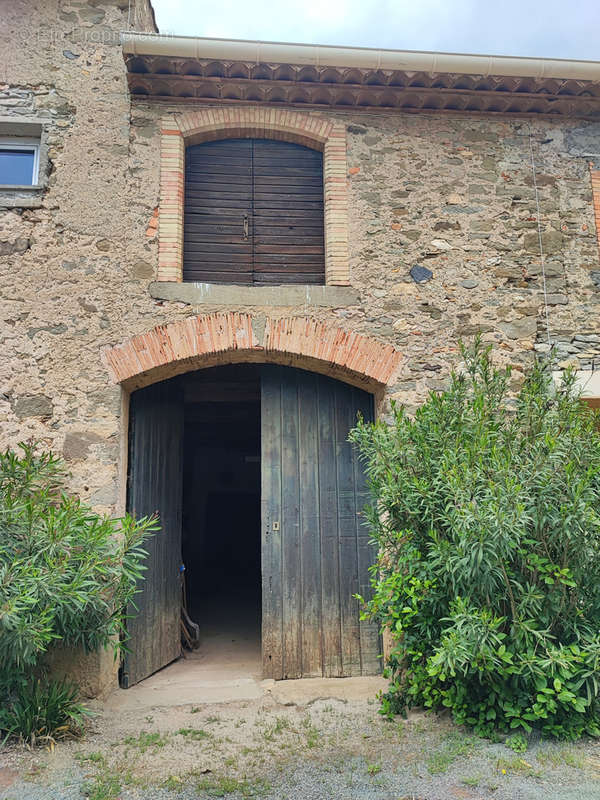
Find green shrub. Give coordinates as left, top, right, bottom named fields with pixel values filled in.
left=0, top=677, right=90, bottom=745
left=0, top=443, right=157, bottom=740
left=350, top=341, right=600, bottom=740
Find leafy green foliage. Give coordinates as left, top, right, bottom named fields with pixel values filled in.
left=350, top=340, right=600, bottom=740
left=506, top=733, right=528, bottom=753
left=0, top=443, right=157, bottom=740
left=0, top=677, right=90, bottom=745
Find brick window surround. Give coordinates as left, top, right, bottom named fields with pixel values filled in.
left=592, top=165, right=600, bottom=249
left=157, top=107, right=349, bottom=286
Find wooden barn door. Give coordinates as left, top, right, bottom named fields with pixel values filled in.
left=261, top=366, right=380, bottom=679
left=122, top=382, right=184, bottom=688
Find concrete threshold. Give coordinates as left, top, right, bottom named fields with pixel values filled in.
left=104, top=659, right=386, bottom=711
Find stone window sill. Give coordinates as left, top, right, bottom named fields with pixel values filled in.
left=149, top=281, right=359, bottom=308
left=0, top=184, right=44, bottom=208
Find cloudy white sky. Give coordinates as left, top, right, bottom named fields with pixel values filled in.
left=151, top=0, right=599, bottom=60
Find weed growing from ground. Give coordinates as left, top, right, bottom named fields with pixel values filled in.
left=506, top=734, right=528, bottom=753
left=196, top=775, right=271, bottom=798
left=496, top=756, right=540, bottom=777
left=177, top=727, right=211, bottom=741
left=123, top=730, right=168, bottom=753
left=81, top=772, right=121, bottom=800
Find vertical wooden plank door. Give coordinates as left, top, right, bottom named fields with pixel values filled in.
left=122, top=382, right=184, bottom=688
left=261, top=366, right=380, bottom=679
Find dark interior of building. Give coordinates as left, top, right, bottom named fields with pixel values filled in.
left=180, top=366, right=262, bottom=667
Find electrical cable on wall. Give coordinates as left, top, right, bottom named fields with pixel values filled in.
left=528, top=125, right=552, bottom=348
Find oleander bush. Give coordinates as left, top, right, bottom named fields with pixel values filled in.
left=0, top=443, right=157, bottom=742
left=350, top=340, right=600, bottom=740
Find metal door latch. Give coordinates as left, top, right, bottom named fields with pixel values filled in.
left=243, top=213, right=249, bottom=241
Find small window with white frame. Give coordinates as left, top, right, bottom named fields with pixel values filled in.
left=0, top=138, right=40, bottom=186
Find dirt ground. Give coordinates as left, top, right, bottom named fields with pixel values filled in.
left=2, top=678, right=600, bottom=800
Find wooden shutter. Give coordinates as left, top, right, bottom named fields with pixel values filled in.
left=261, top=366, right=380, bottom=680
left=184, top=139, right=253, bottom=283
left=183, top=139, right=324, bottom=284
left=252, top=140, right=325, bottom=284
left=122, top=382, right=184, bottom=688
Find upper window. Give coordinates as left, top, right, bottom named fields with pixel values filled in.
left=183, top=138, right=325, bottom=285
left=0, top=138, right=40, bottom=186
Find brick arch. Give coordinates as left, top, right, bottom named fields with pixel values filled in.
left=102, top=313, right=402, bottom=392
left=175, top=107, right=335, bottom=150
left=157, top=106, right=349, bottom=285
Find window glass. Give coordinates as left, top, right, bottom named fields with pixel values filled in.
left=0, top=148, right=37, bottom=185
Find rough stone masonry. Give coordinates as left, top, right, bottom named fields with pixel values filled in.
left=1, top=3, right=600, bottom=514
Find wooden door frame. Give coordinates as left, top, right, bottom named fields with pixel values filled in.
left=105, top=315, right=402, bottom=686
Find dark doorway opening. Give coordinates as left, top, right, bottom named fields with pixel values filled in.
left=181, top=366, right=261, bottom=673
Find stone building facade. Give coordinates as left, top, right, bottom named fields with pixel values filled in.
left=2, top=1, right=600, bottom=692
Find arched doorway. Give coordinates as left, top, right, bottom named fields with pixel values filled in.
left=121, top=363, right=381, bottom=687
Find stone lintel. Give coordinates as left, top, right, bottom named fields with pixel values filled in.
left=149, top=281, right=360, bottom=308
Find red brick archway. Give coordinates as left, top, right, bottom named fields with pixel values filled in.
left=102, top=313, right=402, bottom=391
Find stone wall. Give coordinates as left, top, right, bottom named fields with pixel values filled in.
left=341, top=114, right=600, bottom=398
left=1, top=0, right=600, bottom=524
left=1, top=0, right=157, bottom=512
left=136, top=103, right=600, bottom=407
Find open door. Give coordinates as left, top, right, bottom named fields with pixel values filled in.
left=121, top=381, right=184, bottom=688
left=261, top=366, right=380, bottom=679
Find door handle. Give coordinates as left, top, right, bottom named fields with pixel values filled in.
left=243, top=213, right=249, bottom=241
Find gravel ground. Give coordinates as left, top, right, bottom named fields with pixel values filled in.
left=2, top=695, right=600, bottom=800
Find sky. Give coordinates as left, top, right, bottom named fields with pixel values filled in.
left=151, top=0, right=599, bottom=61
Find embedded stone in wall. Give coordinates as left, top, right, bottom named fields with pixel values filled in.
left=12, top=394, right=53, bottom=419
left=523, top=230, right=564, bottom=254
left=0, top=238, right=30, bottom=255
left=410, top=265, right=433, bottom=284
left=63, top=431, right=105, bottom=462
left=132, top=260, right=154, bottom=279
left=433, top=221, right=461, bottom=232
left=499, top=318, right=538, bottom=340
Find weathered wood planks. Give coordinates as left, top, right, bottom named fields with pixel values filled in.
left=261, top=366, right=380, bottom=679
left=183, top=139, right=325, bottom=284
left=122, top=382, right=184, bottom=688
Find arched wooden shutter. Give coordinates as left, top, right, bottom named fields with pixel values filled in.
left=183, top=139, right=324, bottom=285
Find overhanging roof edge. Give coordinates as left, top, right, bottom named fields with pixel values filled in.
left=121, top=32, right=600, bottom=82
